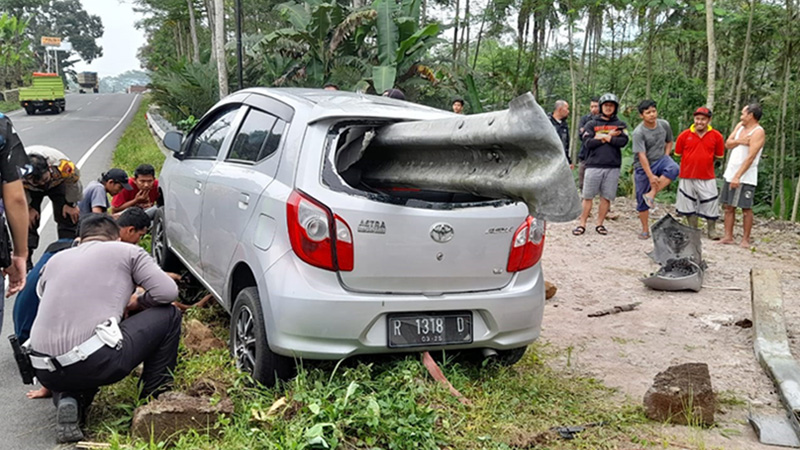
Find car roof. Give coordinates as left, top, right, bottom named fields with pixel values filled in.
left=238, top=87, right=451, bottom=123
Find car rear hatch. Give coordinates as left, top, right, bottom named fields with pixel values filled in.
left=334, top=201, right=528, bottom=294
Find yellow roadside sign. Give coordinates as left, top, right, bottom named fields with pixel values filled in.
left=41, top=36, right=61, bottom=46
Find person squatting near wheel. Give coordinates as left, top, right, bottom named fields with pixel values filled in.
left=674, top=107, right=726, bottom=240
left=21, top=145, right=82, bottom=270
left=27, top=214, right=180, bottom=443
left=0, top=112, right=31, bottom=336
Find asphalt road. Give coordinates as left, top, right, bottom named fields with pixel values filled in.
left=0, top=93, right=141, bottom=450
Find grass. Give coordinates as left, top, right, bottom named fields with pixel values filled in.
left=0, top=100, right=19, bottom=113
left=85, top=298, right=653, bottom=449
left=111, top=96, right=166, bottom=176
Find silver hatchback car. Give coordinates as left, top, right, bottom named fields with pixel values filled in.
left=156, top=88, right=578, bottom=385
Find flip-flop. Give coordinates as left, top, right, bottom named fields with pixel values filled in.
left=638, top=231, right=650, bottom=240
left=572, top=226, right=586, bottom=236
left=643, top=195, right=655, bottom=209
left=595, top=225, right=608, bottom=235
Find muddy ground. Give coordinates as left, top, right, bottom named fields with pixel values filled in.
left=541, top=196, right=800, bottom=449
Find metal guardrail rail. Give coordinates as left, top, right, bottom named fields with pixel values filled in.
left=750, top=268, right=800, bottom=447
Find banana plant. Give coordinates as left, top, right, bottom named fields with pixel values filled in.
left=369, top=0, right=442, bottom=93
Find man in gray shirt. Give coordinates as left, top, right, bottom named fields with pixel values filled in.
left=632, top=99, right=679, bottom=238
left=29, top=214, right=179, bottom=443
left=78, top=168, right=131, bottom=216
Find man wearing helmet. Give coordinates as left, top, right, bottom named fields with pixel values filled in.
left=574, top=93, right=629, bottom=236
left=22, top=145, right=82, bottom=269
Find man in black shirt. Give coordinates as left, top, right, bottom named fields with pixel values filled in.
left=548, top=100, right=571, bottom=168
left=577, top=97, right=600, bottom=190
left=0, top=112, right=29, bottom=335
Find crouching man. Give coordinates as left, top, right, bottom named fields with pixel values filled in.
left=27, top=214, right=180, bottom=443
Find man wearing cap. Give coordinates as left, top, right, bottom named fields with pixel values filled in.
left=78, top=169, right=132, bottom=217
left=23, top=145, right=82, bottom=269
left=674, top=107, right=725, bottom=240
left=574, top=93, right=629, bottom=236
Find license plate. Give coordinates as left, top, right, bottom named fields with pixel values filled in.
left=387, top=312, right=473, bottom=348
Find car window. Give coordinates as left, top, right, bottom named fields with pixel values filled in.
left=259, top=119, right=287, bottom=161
left=228, top=109, right=277, bottom=163
left=185, top=107, right=240, bottom=160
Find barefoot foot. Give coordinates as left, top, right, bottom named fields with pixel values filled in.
left=717, top=238, right=735, bottom=245
left=740, top=240, right=751, bottom=249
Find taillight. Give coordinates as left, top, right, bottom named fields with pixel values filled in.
left=287, top=190, right=354, bottom=272
left=506, top=216, right=546, bottom=272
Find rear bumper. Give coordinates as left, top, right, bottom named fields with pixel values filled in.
left=259, top=253, right=545, bottom=360
left=21, top=99, right=64, bottom=108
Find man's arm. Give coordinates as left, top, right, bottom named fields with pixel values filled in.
left=131, top=248, right=179, bottom=308
left=663, top=121, right=674, bottom=156
left=673, top=133, right=685, bottom=158
left=3, top=179, right=28, bottom=296
left=725, top=123, right=745, bottom=149
left=730, top=127, right=766, bottom=188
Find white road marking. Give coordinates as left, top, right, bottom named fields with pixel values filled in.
left=19, top=126, right=32, bottom=132
left=37, top=94, right=139, bottom=234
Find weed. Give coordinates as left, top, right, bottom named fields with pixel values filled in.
left=0, top=100, right=19, bottom=113
left=112, top=96, right=166, bottom=176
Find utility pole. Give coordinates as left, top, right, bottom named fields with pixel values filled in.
left=235, top=0, right=243, bottom=90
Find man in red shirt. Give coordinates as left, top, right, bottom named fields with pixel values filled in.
left=674, top=107, right=725, bottom=240
left=110, top=164, right=159, bottom=213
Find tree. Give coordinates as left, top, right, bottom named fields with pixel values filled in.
left=213, top=0, right=228, bottom=97
left=704, top=0, right=716, bottom=110
left=187, top=0, right=200, bottom=63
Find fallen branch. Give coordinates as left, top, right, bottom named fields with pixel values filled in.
left=421, top=352, right=471, bottom=405
left=588, top=302, right=641, bottom=318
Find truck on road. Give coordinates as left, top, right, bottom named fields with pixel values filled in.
left=19, top=72, right=65, bottom=115
left=77, top=71, right=99, bottom=93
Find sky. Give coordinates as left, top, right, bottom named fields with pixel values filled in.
left=70, top=0, right=147, bottom=77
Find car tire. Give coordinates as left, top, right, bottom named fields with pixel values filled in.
left=230, top=287, right=295, bottom=386
left=151, top=206, right=182, bottom=272
left=24, top=106, right=34, bottom=115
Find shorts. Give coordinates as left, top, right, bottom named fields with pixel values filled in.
left=634, top=155, right=680, bottom=211
left=582, top=167, right=620, bottom=201
left=676, top=179, right=720, bottom=219
left=720, top=181, right=756, bottom=209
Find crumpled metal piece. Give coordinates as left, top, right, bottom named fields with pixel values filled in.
left=641, top=214, right=706, bottom=292
left=356, top=93, right=581, bottom=222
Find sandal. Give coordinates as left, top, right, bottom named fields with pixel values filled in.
left=643, top=195, right=655, bottom=210
left=638, top=231, right=650, bottom=240
left=572, top=226, right=586, bottom=236
left=595, top=225, right=608, bottom=235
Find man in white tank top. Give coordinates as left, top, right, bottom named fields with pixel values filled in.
left=720, top=103, right=765, bottom=248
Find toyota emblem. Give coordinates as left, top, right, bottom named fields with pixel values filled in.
left=430, top=223, right=454, bottom=243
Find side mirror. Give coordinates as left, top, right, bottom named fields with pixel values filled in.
left=163, top=131, right=184, bottom=153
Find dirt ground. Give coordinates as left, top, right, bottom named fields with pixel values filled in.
left=540, top=196, right=800, bottom=449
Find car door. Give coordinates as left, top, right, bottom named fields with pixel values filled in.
left=200, top=99, right=292, bottom=296
left=165, top=105, right=243, bottom=275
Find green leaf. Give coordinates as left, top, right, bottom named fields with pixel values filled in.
left=396, top=23, right=439, bottom=61
left=277, top=2, right=311, bottom=30
left=343, top=381, right=359, bottom=405
left=309, top=403, right=321, bottom=415
left=465, top=74, right=484, bottom=114
left=372, top=65, right=396, bottom=93
left=374, top=0, right=399, bottom=66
